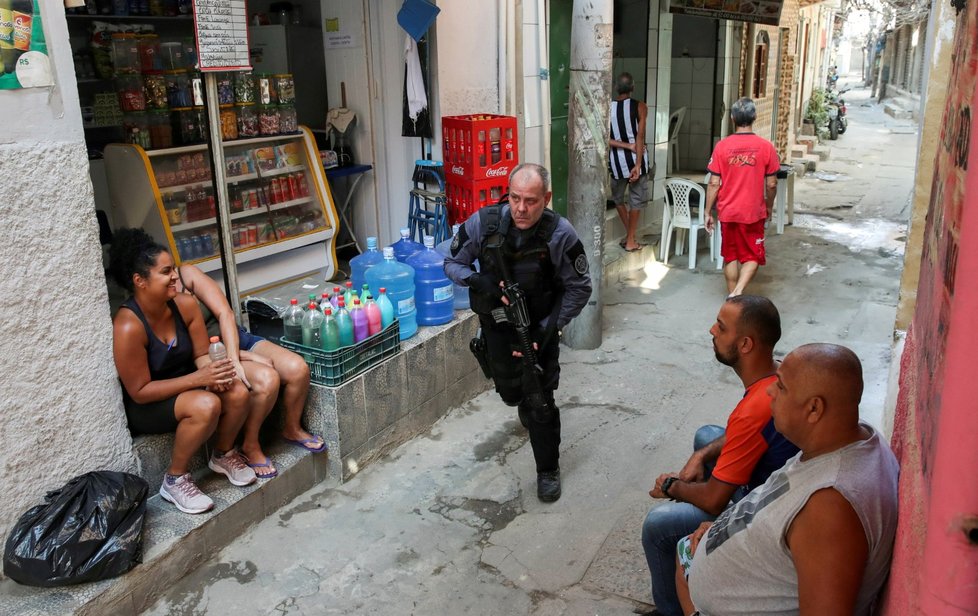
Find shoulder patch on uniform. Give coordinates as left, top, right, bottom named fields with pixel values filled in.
left=568, top=239, right=588, bottom=276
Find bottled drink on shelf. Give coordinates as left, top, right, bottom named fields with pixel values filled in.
left=321, top=307, right=340, bottom=352
left=334, top=298, right=354, bottom=347
left=391, top=227, right=423, bottom=263
left=376, top=287, right=395, bottom=329
left=366, top=248, right=416, bottom=340
left=407, top=235, right=454, bottom=326
left=350, top=237, right=385, bottom=291
left=364, top=292, right=382, bottom=336
left=301, top=302, right=324, bottom=348
left=207, top=336, right=226, bottom=362
left=282, top=298, right=304, bottom=343
left=350, top=298, right=368, bottom=342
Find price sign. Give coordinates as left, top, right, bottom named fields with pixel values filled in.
left=192, top=0, right=252, bottom=72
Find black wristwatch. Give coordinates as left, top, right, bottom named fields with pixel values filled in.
left=661, top=476, right=679, bottom=500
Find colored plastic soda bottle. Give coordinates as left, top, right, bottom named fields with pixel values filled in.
left=306, top=293, right=318, bottom=310
left=406, top=235, right=454, bottom=326
left=375, top=287, right=395, bottom=329
left=207, top=336, right=227, bottom=362
left=329, top=285, right=342, bottom=309
left=350, top=298, right=369, bottom=342
left=343, top=281, right=354, bottom=307
left=318, top=292, right=331, bottom=310
left=350, top=237, right=385, bottom=291
left=363, top=292, right=382, bottom=336
left=365, top=248, right=417, bottom=340
left=301, top=302, right=325, bottom=348
left=321, top=307, right=340, bottom=351
left=282, top=298, right=304, bottom=343
left=391, top=227, right=423, bottom=263
left=335, top=298, right=354, bottom=347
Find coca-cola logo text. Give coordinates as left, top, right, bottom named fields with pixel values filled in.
left=451, top=165, right=465, bottom=175
left=485, top=167, right=510, bottom=178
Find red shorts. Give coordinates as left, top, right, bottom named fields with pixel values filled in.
left=720, top=220, right=766, bottom=265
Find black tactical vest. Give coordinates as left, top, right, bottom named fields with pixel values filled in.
left=470, top=205, right=561, bottom=325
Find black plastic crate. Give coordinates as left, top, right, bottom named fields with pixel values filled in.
left=278, top=320, right=401, bottom=387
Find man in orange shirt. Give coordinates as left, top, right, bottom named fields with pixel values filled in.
left=639, top=295, right=798, bottom=616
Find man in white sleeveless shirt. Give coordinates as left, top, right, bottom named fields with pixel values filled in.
left=676, top=343, right=899, bottom=616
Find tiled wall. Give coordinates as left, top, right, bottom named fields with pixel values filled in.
left=522, top=0, right=548, bottom=166
left=612, top=57, right=648, bottom=101
left=670, top=56, right=716, bottom=171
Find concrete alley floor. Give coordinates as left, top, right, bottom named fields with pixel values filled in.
left=143, top=83, right=918, bottom=615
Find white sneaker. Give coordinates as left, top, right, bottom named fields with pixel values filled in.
left=159, top=473, right=214, bottom=514
left=208, top=449, right=257, bottom=486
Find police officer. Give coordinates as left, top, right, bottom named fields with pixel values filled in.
left=444, top=163, right=592, bottom=502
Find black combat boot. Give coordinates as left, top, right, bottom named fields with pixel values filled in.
left=537, top=469, right=561, bottom=502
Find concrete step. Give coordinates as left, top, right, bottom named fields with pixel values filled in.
left=789, top=145, right=808, bottom=161
left=811, top=145, right=831, bottom=161
left=795, top=154, right=819, bottom=172
left=795, top=135, right=817, bottom=153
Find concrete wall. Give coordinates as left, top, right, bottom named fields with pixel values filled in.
left=0, top=3, right=135, bottom=555
left=880, top=0, right=978, bottom=612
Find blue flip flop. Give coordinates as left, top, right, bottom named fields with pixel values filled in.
left=284, top=436, right=328, bottom=453
left=243, top=456, right=278, bottom=479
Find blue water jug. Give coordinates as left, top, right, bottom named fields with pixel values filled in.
left=391, top=227, right=423, bottom=263
left=350, top=237, right=386, bottom=291
left=407, top=235, right=455, bottom=326
left=366, top=247, right=418, bottom=340
left=435, top=223, right=478, bottom=310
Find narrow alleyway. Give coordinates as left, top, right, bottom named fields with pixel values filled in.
left=142, top=83, right=918, bottom=616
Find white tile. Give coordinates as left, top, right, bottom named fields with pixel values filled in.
left=670, top=86, right=686, bottom=111
left=523, top=0, right=540, bottom=24
left=658, top=29, right=673, bottom=59
left=659, top=11, right=673, bottom=30
left=656, top=67, right=670, bottom=100
left=688, top=108, right=712, bottom=134
left=645, top=68, right=657, bottom=104
left=646, top=30, right=659, bottom=66
left=523, top=25, right=542, bottom=78
left=648, top=7, right=659, bottom=30
left=691, top=58, right=715, bottom=83
left=688, top=133, right=714, bottom=165
left=691, top=83, right=714, bottom=110
left=524, top=75, right=542, bottom=128
left=654, top=143, right=669, bottom=178
left=634, top=80, right=646, bottom=100
left=523, top=125, right=543, bottom=163
left=652, top=178, right=665, bottom=200
left=672, top=57, right=692, bottom=80
left=626, top=57, right=647, bottom=77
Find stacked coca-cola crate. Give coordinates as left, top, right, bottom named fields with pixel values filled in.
left=442, top=114, right=519, bottom=225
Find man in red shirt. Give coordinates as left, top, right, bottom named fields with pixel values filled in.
left=705, top=98, right=780, bottom=297
left=639, top=295, right=799, bottom=616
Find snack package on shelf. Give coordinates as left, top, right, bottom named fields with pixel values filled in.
left=251, top=147, right=278, bottom=172
left=275, top=142, right=301, bottom=167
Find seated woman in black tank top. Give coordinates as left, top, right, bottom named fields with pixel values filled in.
left=109, top=229, right=257, bottom=514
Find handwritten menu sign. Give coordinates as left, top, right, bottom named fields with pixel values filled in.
left=193, top=0, right=251, bottom=71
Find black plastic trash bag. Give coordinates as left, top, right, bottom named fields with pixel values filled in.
left=3, top=471, right=148, bottom=587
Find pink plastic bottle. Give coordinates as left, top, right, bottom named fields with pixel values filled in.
left=364, top=293, right=382, bottom=336
left=350, top=298, right=369, bottom=342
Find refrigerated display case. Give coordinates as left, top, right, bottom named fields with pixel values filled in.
left=104, top=126, right=340, bottom=292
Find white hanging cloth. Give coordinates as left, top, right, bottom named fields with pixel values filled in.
left=404, top=34, right=428, bottom=121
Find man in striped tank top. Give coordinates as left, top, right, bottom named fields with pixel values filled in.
left=608, top=72, right=651, bottom=252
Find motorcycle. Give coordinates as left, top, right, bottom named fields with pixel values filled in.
left=826, top=87, right=850, bottom=140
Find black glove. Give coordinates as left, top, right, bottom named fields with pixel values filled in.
left=467, top=273, right=504, bottom=300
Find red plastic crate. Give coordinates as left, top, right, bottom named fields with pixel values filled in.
left=442, top=114, right=519, bottom=182
left=445, top=177, right=509, bottom=226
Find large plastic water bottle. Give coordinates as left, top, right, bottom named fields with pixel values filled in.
left=208, top=336, right=227, bottom=362
left=407, top=235, right=454, bottom=326
left=435, top=224, right=475, bottom=310
left=301, top=303, right=325, bottom=348
left=321, top=307, right=340, bottom=351
left=335, top=298, right=355, bottom=347
left=282, top=298, right=304, bottom=343
left=366, top=247, right=417, bottom=340
left=350, top=237, right=386, bottom=291
left=376, top=287, right=395, bottom=329
left=391, top=228, right=423, bottom=263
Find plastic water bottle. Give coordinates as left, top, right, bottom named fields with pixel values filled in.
left=301, top=302, right=325, bottom=348
left=318, top=292, right=331, bottom=310
left=329, top=286, right=342, bottom=309
left=435, top=224, right=474, bottom=310
left=335, top=298, right=355, bottom=347
left=364, top=293, right=383, bottom=336
left=208, top=336, right=227, bottom=362
left=376, top=287, right=395, bottom=329
left=407, top=235, right=454, bottom=326
left=350, top=237, right=386, bottom=291
left=283, top=298, right=304, bottom=343
left=343, top=281, right=354, bottom=307
left=366, top=248, right=417, bottom=340
left=391, top=227, right=423, bottom=263
left=306, top=294, right=318, bottom=310
left=350, top=298, right=369, bottom=342
left=322, top=307, right=340, bottom=351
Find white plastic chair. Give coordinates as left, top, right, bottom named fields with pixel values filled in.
left=667, top=107, right=686, bottom=175
left=661, top=178, right=707, bottom=269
